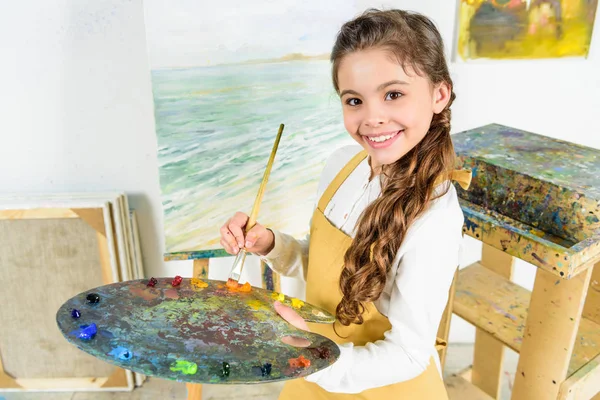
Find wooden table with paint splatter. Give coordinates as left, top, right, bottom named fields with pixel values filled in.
left=56, top=278, right=340, bottom=388
left=446, top=124, right=600, bottom=399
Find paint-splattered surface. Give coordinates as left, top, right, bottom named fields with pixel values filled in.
left=56, top=278, right=339, bottom=384
left=453, top=124, right=600, bottom=277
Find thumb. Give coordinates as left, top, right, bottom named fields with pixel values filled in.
left=244, top=225, right=266, bottom=248
left=274, top=301, right=309, bottom=331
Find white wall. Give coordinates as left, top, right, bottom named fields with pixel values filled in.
left=1, top=0, right=599, bottom=343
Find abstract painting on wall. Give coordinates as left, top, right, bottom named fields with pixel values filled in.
left=457, top=0, right=598, bottom=60
left=143, top=1, right=362, bottom=258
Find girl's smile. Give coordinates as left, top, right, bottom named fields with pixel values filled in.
left=362, top=129, right=403, bottom=148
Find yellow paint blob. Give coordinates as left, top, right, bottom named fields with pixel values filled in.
left=271, top=292, right=285, bottom=302
left=291, top=298, right=304, bottom=309
left=191, top=278, right=208, bottom=288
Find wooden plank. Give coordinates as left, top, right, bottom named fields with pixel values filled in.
left=445, top=374, right=492, bottom=400
left=472, top=244, right=515, bottom=399
left=71, top=208, right=106, bottom=236
left=512, top=266, right=593, bottom=399
left=96, top=232, right=114, bottom=285
left=0, top=354, right=21, bottom=389
left=454, top=263, right=600, bottom=376
left=261, top=260, right=279, bottom=291
left=558, top=353, right=600, bottom=400
left=0, top=208, right=79, bottom=220
left=186, top=382, right=202, bottom=400
left=6, top=377, right=131, bottom=391
left=193, top=258, right=209, bottom=280
left=437, top=268, right=458, bottom=370
left=583, top=262, right=600, bottom=325
left=101, top=368, right=131, bottom=389
left=0, top=359, right=132, bottom=391
left=472, top=331, right=504, bottom=399
left=459, top=199, right=599, bottom=279
left=272, top=270, right=281, bottom=293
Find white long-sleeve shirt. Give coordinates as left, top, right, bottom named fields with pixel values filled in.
left=261, top=144, right=464, bottom=394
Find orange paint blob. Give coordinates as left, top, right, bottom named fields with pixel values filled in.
left=288, top=355, right=311, bottom=369
left=226, top=279, right=252, bottom=293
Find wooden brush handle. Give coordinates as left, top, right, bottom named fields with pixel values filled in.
left=245, top=123, right=285, bottom=233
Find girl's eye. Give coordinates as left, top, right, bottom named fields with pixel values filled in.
left=385, top=91, right=403, bottom=101
left=345, top=98, right=362, bottom=106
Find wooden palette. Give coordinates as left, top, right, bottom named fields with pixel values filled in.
left=56, top=278, right=339, bottom=384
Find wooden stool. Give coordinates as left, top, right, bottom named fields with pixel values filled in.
left=440, top=124, right=600, bottom=400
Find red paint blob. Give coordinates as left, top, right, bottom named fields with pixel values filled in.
left=171, top=275, right=183, bottom=286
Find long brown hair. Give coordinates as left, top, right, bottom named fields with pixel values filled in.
left=331, top=9, right=456, bottom=326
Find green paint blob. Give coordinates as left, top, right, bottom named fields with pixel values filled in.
left=170, top=359, right=198, bottom=375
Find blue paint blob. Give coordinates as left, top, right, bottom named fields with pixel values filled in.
left=77, top=323, right=97, bottom=340
left=71, top=309, right=81, bottom=318
left=109, top=346, right=133, bottom=361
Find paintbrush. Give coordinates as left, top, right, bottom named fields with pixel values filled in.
left=227, top=123, right=285, bottom=283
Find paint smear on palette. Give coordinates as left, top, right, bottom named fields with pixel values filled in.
left=56, top=278, right=339, bottom=384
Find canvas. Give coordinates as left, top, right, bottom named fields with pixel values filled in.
left=456, top=0, right=598, bottom=60
left=143, top=1, right=368, bottom=258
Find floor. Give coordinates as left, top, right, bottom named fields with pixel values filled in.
left=0, top=344, right=519, bottom=400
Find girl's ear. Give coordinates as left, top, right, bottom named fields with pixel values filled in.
left=433, top=82, right=451, bottom=114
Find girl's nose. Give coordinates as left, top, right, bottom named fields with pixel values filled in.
left=364, top=115, right=386, bottom=127
left=364, top=105, right=388, bottom=127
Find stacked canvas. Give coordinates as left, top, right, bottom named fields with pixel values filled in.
left=0, top=192, right=146, bottom=392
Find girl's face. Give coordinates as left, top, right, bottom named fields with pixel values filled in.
left=337, top=48, right=451, bottom=173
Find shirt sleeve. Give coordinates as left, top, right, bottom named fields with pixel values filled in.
left=259, top=228, right=310, bottom=281
left=304, top=207, right=463, bottom=393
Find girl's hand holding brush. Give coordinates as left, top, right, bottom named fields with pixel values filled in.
left=220, top=212, right=275, bottom=256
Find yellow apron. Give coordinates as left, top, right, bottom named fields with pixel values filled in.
left=279, top=150, right=470, bottom=400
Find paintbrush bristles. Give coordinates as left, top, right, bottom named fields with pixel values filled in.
left=245, top=123, right=284, bottom=233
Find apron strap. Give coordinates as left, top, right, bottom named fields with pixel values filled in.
left=317, top=151, right=472, bottom=212
left=317, top=150, right=368, bottom=212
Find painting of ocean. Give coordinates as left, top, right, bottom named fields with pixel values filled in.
left=153, top=60, right=352, bottom=254
left=143, top=0, right=370, bottom=256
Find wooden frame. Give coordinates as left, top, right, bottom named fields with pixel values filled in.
left=0, top=197, right=135, bottom=392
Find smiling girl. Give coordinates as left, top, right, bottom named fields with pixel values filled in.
left=220, top=8, right=470, bottom=399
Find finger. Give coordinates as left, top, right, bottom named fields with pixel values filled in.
left=220, top=220, right=239, bottom=254
left=274, top=301, right=309, bottom=331
left=220, top=238, right=235, bottom=255
left=229, top=212, right=249, bottom=248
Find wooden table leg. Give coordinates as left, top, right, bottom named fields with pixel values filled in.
left=472, top=245, right=515, bottom=399
left=186, top=382, right=202, bottom=400
left=582, top=262, right=600, bottom=325
left=193, top=258, right=209, bottom=279
left=512, top=265, right=593, bottom=399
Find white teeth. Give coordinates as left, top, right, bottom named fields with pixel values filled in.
left=367, top=131, right=398, bottom=143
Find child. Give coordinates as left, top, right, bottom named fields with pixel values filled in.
left=220, top=8, right=470, bottom=399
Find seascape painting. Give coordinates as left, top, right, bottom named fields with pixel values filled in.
left=143, top=1, right=361, bottom=257
left=457, top=0, right=598, bottom=60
